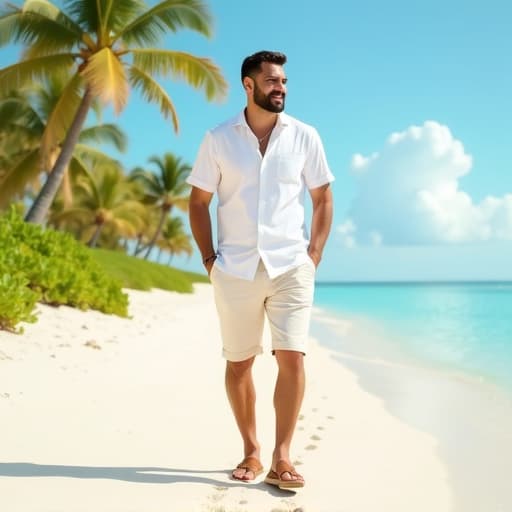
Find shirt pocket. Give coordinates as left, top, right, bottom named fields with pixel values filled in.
left=277, top=152, right=305, bottom=184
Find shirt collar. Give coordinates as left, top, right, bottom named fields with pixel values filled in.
left=233, top=109, right=290, bottom=129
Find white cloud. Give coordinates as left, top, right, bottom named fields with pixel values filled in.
left=337, top=219, right=357, bottom=248
left=351, top=152, right=378, bottom=171
left=339, top=121, right=512, bottom=247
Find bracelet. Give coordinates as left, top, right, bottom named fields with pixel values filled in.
left=203, top=253, right=217, bottom=265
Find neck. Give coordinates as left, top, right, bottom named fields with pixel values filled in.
left=244, top=105, right=278, bottom=136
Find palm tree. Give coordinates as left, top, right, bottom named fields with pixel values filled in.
left=157, top=216, right=193, bottom=264
left=130, top=152, right=190, bottom=259
left=52, top=162, right=146, bottom=247
left=0, top=79, right=127, bottom=209
left=0, top=0, right=227, bottom=224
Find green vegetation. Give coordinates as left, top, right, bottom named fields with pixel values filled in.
left=0, top=208, right=209, bottom=333
left=90, top=248, right=208, bottom=293
left=0, top=208, right=128, bottom=332
left=0, top=1, right=223, bottom=332
left=0, top=0, right=227, bottom=224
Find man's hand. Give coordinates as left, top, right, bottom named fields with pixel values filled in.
left=205, top=257, right=216, bottom=276
left=308, top=249, right=321, bottom=268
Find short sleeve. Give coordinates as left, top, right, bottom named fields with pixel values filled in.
left=303, top=128, right=335, bottom=189
left=186, top=131, right=220, bottom=193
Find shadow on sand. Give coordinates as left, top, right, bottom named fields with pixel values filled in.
left=0, top=462, right=294, bottom=496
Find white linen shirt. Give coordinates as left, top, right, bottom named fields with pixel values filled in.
left=187, top=110, right=334, bottom=280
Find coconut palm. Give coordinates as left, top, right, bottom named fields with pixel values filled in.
left=157, top=216, right=193, bottom=264
left=0, top=79, right=127, bottom=209
left=0, top=0, right=227, bottom=224
left=130, top=152, right=190, bottom=259
left=52, top=162, right=146, bottom=247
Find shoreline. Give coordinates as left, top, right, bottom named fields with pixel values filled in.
left=1, top=284, right=453, bottom=511
left=311, top=309, right=512, bottom=512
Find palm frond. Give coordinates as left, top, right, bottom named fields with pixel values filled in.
left=64, top=0, right=101, bottom=35
left=80, top=47, right=129, bottom=113
left=78, top=123, right=127, bottom=152
left=102, top=0, right=145, bottom=35
left=171, top=196, right=189, bottom=212
left=68, top=152, right=89, bottom=180
left=131, top=49, right=227, bottom=101
left=0, top=148, right=41, bottom=208
left=116, top=0, right=212, bottom=47
left=0, top=54, right=76, bottom=95
left=0, top=96, right=35, bottom=131
left=72, top=143, right=122, bottom=167
left=0, top=1, right=83, bottom=54
left=40, top=72, right=83, bottom=161
left=129, top=66, right=179, bottom=131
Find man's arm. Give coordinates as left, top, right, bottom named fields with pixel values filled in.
left=308, top=184, right=333, bottom=267
left=189, top=186, right=216, bottom=275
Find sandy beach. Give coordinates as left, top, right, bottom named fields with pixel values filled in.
left=0, top=284, right=454, bottom=512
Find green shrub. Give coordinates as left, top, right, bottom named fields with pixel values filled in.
left=0, top=273, right=39, bottom=333
left=0, top=208, right=128, bottom=332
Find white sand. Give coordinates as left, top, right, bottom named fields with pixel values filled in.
left=0, top=284, right=453, bottom=512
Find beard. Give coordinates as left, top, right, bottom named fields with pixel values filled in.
left=253, top=82, right=285, bottom=113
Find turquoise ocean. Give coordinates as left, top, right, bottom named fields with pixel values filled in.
left=312, top=282, right=512, bottom=394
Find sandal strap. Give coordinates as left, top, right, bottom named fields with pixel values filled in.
left=236, top=456, right=263, bottom=473
left=276, top=460, right=299, bottom=479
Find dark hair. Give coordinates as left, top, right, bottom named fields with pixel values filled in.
left=241, top=51, right=287, bottom=82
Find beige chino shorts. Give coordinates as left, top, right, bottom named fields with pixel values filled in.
left=210, top=259, right=316, bottom=362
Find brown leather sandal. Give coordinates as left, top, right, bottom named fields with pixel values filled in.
left=231, top=456, right=264, bottom=481
left=264, top=460, right=305, bottom=489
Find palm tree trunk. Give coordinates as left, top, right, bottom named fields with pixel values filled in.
left=143, top=207, right=169, bottom=260
left=88, top=223, right=103, bottom=248
left=25, top=88, right=94, bottom=224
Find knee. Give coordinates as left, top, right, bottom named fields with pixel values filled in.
left=226, top=357, right=255, bottom=379
left=275, top=350, right=304, bottom=373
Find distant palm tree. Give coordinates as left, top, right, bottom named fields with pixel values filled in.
left=0, top=79, right=126, bottom=209
left=0, top=0, right=227, bottom=224
left=157, top=216, right=193, bottom=264
left=130, top=153, right=190, bottom=259
left=53, top=163, right=146, bottom=247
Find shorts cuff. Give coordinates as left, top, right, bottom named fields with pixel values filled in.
left=271, top=339, right=308, bottom=355
left=223, top=345, right=263, bottom=362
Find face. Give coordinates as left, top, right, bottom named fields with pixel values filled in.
left=249, top=62, right=287, bottom=113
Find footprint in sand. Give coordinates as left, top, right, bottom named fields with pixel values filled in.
left=84, top=340, right=101, bottom=350
left=304, top=444, right=317, bottom=451
left=310, top=435, right=321, bottom=441
left=0, top=350, right=11, bottom=360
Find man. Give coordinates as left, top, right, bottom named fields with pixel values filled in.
left=187, top=50, right=334, bottom=489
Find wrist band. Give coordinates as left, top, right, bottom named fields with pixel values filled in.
left=203, top=253, right=217, bottom=265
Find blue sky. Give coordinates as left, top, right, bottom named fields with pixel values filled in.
left=1, top=0, right=511, bottom=281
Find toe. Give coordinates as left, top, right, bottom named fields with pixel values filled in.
left=232, top=468, right=255, bottom=481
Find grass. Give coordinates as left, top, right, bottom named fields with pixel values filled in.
left=89, top=248, right=209, bottom=293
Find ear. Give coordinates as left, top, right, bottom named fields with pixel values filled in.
left=242, top=76, right=253, bottom=93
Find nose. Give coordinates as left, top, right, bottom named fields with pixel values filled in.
left=274, top=80, right=286, bottom=94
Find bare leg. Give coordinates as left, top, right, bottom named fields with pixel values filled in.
left=225, top=357, right=261, bottom=480
left=272, top=350, right=305, bottom=483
